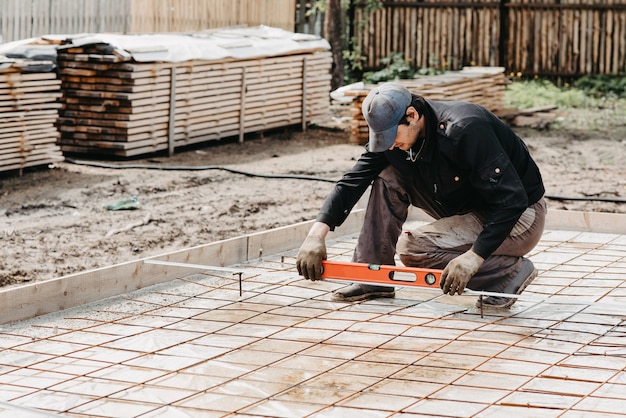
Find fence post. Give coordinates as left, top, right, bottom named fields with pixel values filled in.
left=499, top=0, right=508, bottom=70
left=301, top=56, right=308, bottom=132
left=295, top=0, right=307, bottom=33
left=239, top=66, right=247, bottom=144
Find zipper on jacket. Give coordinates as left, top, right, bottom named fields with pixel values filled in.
left=433, top=182, right=443, bottom=206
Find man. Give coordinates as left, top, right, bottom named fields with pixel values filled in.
left=296, top=82, right=546, bottom=308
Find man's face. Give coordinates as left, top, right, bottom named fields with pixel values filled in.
left=388, top=106, right=425, bottom=151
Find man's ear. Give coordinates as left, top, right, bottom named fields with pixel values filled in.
left=406, top=106, right=420, bottom=122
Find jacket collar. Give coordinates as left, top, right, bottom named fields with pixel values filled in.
left=409, top=99, right=437, bottom=163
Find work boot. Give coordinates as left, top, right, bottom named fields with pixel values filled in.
left=332, top=283, right=395, bottom=302
left=477, top=258, right=538, bottom=309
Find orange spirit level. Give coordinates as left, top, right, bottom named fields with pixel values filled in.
left=320, top=260, right=442, bottom=288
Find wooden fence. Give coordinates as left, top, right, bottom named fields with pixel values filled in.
left=0, top=0, right=295, bottom=43
left=356, top=0, right=501, bottom=71
left=354, top=0, right=626, bottom=77
left=2, top=0, right=624, bottom=77
left=505, top=0, right=626, bottom=76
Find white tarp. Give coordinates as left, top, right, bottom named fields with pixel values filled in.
left=0, top=26, right=330, bottom=64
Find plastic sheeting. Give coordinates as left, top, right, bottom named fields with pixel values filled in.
left=0, top=25, right=330, bottom=64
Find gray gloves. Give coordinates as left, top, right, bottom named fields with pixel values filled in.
left=296, top=235, right=327, bottom=281
left=441, top=250, right=484, bottom=295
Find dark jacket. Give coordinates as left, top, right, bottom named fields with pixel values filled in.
left=316, top=99, right=545, bottom=259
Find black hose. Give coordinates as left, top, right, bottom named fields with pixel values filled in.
left=544, top=195, right=626, bottom=204
left=64, top=158, right=338, bottom=183
left=64, top=158, right=625, bottom=204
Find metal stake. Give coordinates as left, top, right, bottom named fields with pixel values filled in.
left=235, top=272, right=243, bottom=298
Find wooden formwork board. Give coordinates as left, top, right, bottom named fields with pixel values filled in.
left=0, top=209, right=366, bottom=326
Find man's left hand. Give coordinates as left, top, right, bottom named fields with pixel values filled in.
left=440, top=250, right=484, bottom=295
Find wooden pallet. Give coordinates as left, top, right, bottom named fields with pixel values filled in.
left=56, top=46, right=333, bottom=157
left=0, top=60, right=63, bottom=173
left=345, top=67, right=508, bottom=145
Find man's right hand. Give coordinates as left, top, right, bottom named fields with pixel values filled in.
left=296, top=235, right=327, bottom=281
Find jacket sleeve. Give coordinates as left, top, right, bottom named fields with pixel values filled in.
left=461, top=121, right=530, bottom=259
left=316, top=149, right=389, bottom=230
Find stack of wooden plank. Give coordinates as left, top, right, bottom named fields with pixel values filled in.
left=56, top=43, right=332, bottom=157
left=0, top=58, right=63, bottom=173
left=347, top=67, right=508, bottom=145
left=496, top=105, right=560, bottom=130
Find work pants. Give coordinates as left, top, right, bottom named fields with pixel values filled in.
left=353, top=166, right=547, bottom=292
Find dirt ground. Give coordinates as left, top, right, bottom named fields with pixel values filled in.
left=1, top=106, right=626, bottom=288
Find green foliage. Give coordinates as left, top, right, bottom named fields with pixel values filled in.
left=363, top=52, right=415, bottom=83
left=307, top=1, right=326, bottom=15
left=358, top=51, right=450, bottom=83
left=506, top=76, right=626, bottom=110
left=504, top=78, right=591, bottom=109
left=416, top=53, right=445, bottom=76
left=573, top=75, right=626, bottom=98
left=343, top=41, right=365, bottom=71
left=417, top=66, right=444, bottom=76
left=343, top=0, right=384, bottom=83
left=505, top=77, right=626, bottom=136
left=362, top=0, right=384, bottom=14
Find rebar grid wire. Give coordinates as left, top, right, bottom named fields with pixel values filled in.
left=1, top=230, right=626, bottom=416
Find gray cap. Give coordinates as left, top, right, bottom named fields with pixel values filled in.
left=362, top=83, right=412, bottom=152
